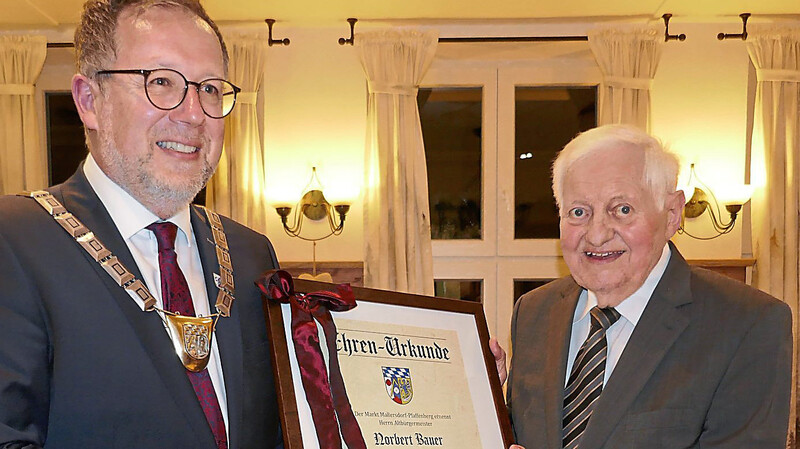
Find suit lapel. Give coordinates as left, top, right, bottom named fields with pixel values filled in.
left=191, top=207, right=245, bottom=449
left=54, top=170, right=214, bottom=446
left=544, top=280, right=582, bottom=449
left=579, top=245, right=693, bottom=449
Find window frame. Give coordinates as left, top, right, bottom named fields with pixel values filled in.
left=421, top=52, right=601, bottom=348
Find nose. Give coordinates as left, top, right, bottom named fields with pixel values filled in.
left=585, top=213, right=614, bottom=247
left=169, top=87, right=206, bottom=126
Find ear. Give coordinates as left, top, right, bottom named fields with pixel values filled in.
left=664, top=190, right=685, bottom=237
left=71, top=74, right=100, bottom=131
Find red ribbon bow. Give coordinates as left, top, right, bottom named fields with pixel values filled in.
left=257, top=270, right=366, bottom=449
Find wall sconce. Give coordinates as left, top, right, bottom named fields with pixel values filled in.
left=274, top=167, right=351, bottom=279
left=679, top=164, right=753, bottom=240
left=275, top=167, right=350, bottom=241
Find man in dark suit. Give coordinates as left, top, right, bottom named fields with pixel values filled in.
left=0, top=1, right=281, bottom=447
left=506, top=124, right=792, bottom=448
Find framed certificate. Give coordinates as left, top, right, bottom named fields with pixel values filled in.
left=262, top=275, right=514, bottom=449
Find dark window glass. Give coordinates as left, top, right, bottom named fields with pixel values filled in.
left=419, top=87, right=482, bottom=240
left=513, top=279, right=553, bottom=303
left=434, top=279, right=482, bottom=303
left=514, top=86, right=596, bottom=239
left=46, top=92, right=86, bottom=186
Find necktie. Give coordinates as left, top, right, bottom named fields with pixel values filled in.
left=562, top=306, right=621, bottom=449
left=147, top=222, right=228, bottom=449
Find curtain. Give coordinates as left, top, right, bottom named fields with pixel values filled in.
left=588, top=26, right=662, bottom=130
left=207, top=33, right=268, bottom=232
left=356, top=29, right=438, bottom=295
left=746, top=26, right=800, bottom=449
left=0, top=35, right=47, bottom=195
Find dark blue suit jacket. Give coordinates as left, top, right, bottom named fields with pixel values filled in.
left=0, top=169, right=281, bottom=448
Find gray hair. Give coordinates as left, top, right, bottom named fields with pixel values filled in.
left=551, top=124, right=680, bottom=210
left=74, top=0, right=228, bottom=77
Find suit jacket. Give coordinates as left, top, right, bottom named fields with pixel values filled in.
left=508, top=243, right=792, bottom=449
left=0, top=169, right=281, bottom=448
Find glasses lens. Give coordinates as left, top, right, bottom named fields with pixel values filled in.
left=144, top=69, right=186, bottom=110
left=198, top=79, right=237, bottom=118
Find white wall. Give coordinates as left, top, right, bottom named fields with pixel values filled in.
left=261, top=25, right=366, bottom=263
left=652, top=21, right=753, bottom=259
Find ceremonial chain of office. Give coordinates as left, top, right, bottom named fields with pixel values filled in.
left=20, top=190, right=236, bottom=372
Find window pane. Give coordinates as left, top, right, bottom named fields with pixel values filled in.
left=46, top=92, right=86, bottom=186
left=514, top=86, right=596, bottom=239
left=419, top=87, right=482, bottom=240
left=434, top=279, right=482, bottom=303
left=513, top=279, right=553, bottom=303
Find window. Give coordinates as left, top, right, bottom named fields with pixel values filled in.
left=419, top=87, right=483, bottom=240
left=422, top=51, right=601, bottom=349
left=434, top=279, right=482, bottom=302
left=514, top=86, right=596, bottom=239
left=513, top=279, right=552, bottom=303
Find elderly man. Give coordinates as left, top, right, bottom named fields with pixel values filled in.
left=0, top=1, right=280, bottom=448
left=506, top=125, right=792, bottom=449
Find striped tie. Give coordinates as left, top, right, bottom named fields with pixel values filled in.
left=562, top=306, right=621, bottom=449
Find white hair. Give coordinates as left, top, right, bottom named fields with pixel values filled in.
left=551, top=124, right=680, bottom=211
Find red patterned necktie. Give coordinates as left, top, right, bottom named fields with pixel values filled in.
left=147, top=222, right=228, bottom=449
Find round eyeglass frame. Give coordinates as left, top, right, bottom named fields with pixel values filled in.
left=95, top=68, right=241, bottom=119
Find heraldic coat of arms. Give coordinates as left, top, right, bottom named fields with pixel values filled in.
left=382, top=366, right=413, bottom=405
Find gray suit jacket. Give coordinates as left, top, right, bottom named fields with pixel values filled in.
left=0, top=169, right=281, bottom=448
left=508, top=244, right=792, bottom=448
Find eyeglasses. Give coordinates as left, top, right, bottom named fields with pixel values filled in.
left=95, top=68, right=241, bottom=119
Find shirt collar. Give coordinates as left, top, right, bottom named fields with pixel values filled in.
left=574, top=243, right=672, bottom=326
left=82, top=154, right=193, bottom=245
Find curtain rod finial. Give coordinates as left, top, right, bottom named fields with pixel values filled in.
left=339, top=18, right=358, bottom=46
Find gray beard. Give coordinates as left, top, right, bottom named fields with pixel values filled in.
left=128, top=152, right=214, bottom=218
left=97, top=132, right=214, bottom=219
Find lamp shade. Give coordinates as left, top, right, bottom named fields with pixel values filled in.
left=715, top=184, right=754, bottom=206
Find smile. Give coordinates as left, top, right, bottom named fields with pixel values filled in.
left=157, top=141, right=199, bottom=154
left=584, top=250, right=624, bottom=259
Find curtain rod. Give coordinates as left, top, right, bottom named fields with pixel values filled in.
left=339, top=14, right=686, bottom=45
left=337, top=19, right=590, bottom=44
left=439, top=36, right=588, bottom=43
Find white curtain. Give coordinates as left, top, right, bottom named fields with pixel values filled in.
left=207, top=33, right=268, bottom=232
left=746, top=26, right=800, bottom=449
left=588, top=26, right=662, bottom=130
left=356, top=29, right=438, bottom=295
left=0, top=35, right=47, bottom=195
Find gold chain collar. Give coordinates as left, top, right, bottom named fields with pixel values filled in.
left=22, top=190, right=235, bottom=372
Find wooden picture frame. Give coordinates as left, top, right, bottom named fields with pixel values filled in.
left=262, top=277, right=514, bottom=448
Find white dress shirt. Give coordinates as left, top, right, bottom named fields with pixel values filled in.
left=83, top=155, right=229, bottom=434
left=564, top=244, right=672, bottom=387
